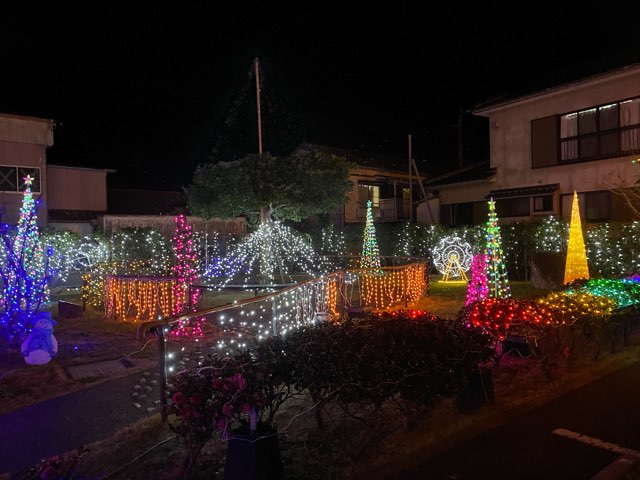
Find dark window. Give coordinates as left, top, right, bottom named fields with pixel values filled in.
left=0, top=167, right=17, bottom=192
left=531, top=116, right=559, bottom=167
left=496, top=197, right=530, bottom=217
left=534, top=195, right=553, bottom=212
left=440, top=203, right=474, bottom=226
left=585, top=191, right=611, bottom=221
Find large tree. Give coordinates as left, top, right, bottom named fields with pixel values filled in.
left=187, top=150, right=353, bottom=224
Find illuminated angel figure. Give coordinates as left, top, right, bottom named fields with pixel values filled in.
left=432, top=236, right=473, bottom=282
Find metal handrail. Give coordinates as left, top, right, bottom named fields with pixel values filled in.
left=136, top=262, right=427, bottom=421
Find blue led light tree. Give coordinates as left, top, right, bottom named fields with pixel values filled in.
left=0, top=175, right=54, bottom=347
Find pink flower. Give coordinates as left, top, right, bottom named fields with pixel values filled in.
left=212, top=378, right=223, bottom=389
left=189, top=392, right=204, bottom=405
left=39, top=466, right=58, bottom=480
left=216, top=418, right=227, bottom=431
left=222, top=402, right=234, bottom=416
left=241, top=403, right=251, bottom=413
left=180, top=406, right=191, bottom=419
left=233, top=373, right=247, bottom=390
left=172, top=392, right=184, bottom=405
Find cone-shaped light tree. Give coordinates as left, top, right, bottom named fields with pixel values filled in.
left=171, top=214, right=203, bottom=338
left=484, top=198, right=511, bottom=299
left=564, top=191, right=590, bottom=284
left=360, top=200, right=382, bottom=270
left=466, top=253, right=488, bottom=305
left=0, top=174, right=53, bottom=346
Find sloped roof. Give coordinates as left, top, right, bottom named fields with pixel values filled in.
left=486, top=183, right=559, bottom=199
left=297, top=143, right=412, bottom=174
left=473, top=63, right=640, bottom=115
left=424, top=161, right=495, bottom=188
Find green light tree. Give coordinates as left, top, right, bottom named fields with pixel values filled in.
left=484, top=198, right=511, bottom=299
left=361, top=200, right=382, bottom=271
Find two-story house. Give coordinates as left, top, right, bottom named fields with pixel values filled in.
left=298, top=143, right=435, bottom=226
left=423, top=63, right=640, bottom=224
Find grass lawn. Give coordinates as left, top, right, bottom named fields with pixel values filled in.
left=1, top=278, right=638, bottom=479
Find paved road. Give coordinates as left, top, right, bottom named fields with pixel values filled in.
left=0, top=367, right=160, bottom=475
left=364, top=360, right=640, bottom=480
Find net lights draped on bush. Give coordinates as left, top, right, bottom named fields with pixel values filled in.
left=579, top=278, right=640, bottom=309
left=536, top=291, right=615, bottom=325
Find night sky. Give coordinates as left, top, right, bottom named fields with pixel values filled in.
left=1, top=3, right=638, bottom=190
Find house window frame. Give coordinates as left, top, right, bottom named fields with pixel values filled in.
left=533, top=195, right=554, bottom=213
left=0, top=166, right=41, bottom=194
left=559, top=96, right=640, bottom=164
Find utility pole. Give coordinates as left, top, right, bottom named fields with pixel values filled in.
left=408, top=134, right=413, bottom=223
left=457, top=109, right=463, bottom=168
left=254, top=57, right=263, bottom=155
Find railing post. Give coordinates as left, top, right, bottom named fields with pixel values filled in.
left=271, top=296, right=278, bottom=336
left=156, top=327, right=168, bottom=422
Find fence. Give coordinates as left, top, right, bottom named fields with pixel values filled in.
left=136, top=261, right=429, bottom=420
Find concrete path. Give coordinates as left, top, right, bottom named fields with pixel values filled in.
left=0, top=367, right=160, bottom=475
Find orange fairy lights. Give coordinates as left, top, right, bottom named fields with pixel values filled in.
left=360, top=263, right=427, bottom=310
left=104, top=275, right=178, bottom=321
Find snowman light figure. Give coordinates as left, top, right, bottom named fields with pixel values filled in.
left=21, top=311, right=58, bottom=365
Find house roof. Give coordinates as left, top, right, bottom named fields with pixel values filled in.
left=297, top=143, right=413, bottom=174
left=486, top=183, right=559, bottom=199
left=424, top=161, right=496, bottom=188
left=472, top=62, right=640, bottom=115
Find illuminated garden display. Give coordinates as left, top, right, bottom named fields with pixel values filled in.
left=207, top=220, right=319, bottom=285
left=484, top=198, right=511, bottom=299
left=0, top=175, right=55, bottom=346
left=360, top=200, right=382, bottom=271
left=564, top=191, right=590, bottom=284
left=171, top=214, right=204, bottom=337
left=104, top=276, right=178, bottom=320
left=466, top=253, right=488, bottom=306
left=432, top=236, right=473, bottom=282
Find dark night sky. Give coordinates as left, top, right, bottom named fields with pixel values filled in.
left=1, top=3, right=639, bottom=190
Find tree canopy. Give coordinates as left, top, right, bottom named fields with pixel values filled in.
left=187, top=150, right=353, bottom=223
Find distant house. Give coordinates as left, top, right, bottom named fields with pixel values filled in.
left=0, top=112, right=246, bottom=237
left=418, top=161, right=496, bottom=225
left=421, top=63, right=640, bottom=225
left=298, top=143, right=435, bottom=225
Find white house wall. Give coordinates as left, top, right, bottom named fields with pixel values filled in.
left=487, top=71, right=640, bottom=195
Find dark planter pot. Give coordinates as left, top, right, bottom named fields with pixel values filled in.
left=456, top=367, right=495, bottom=413
left=223, top=425, right=283, bottom=480
left=502, top=334, right=531, bottom=357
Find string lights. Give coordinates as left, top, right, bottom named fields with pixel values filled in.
left=484, top=198, right=511, bottom=299
left=360, top=200, right=382, bottom=272
left=564, top=191, right=590, bottom=284
left=466, top=253, right=488, bottom=306
left=432, top=236, right=472, bottom=282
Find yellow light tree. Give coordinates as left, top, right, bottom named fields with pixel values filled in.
left=564, top=191, right=590, bottom=284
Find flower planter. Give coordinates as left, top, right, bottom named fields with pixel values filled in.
left=223, top=425, right=283, bottom=480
